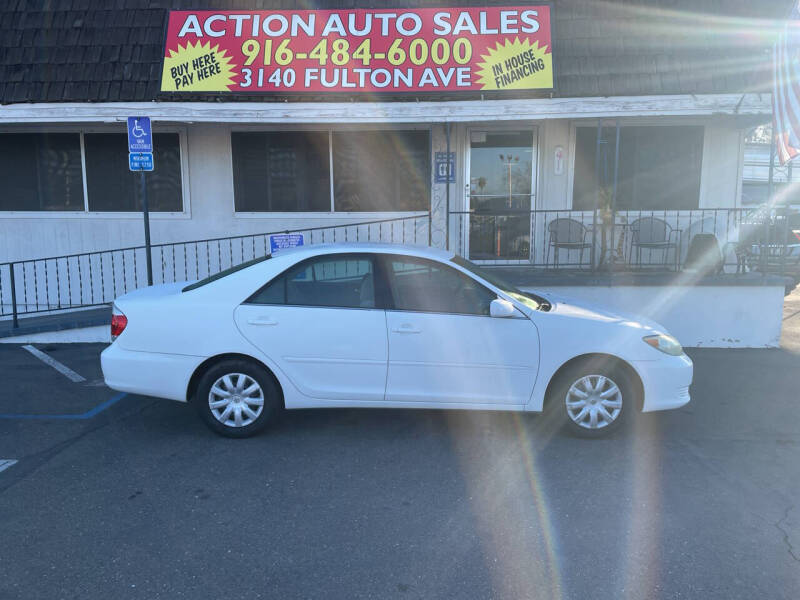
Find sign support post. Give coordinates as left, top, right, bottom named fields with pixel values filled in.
left=127, top=117, right=155, bottom=285
left=445, top=121, right=451, bottom=252
left=765, top=136, right=776, bottom=274
left=140, top=171, right=153, bottom=285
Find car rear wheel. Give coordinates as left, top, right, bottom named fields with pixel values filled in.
left=550, top=362, right=633, bottom=438
left=194, top=360, right=280, bottom=438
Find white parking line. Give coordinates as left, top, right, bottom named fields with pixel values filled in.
left=0, top=459, right=18, bottom=473
left=22, top=345, right=86, bottom=383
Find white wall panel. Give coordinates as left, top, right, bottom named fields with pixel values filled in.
left=524, top=284, right=785, bottom=348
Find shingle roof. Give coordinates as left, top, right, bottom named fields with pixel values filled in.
left=0, top=0, right=792, bottom=104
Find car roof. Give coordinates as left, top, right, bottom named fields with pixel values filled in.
left=181, top=243, right=459, bottom=300
left=270, top=243, right=456, bottom=262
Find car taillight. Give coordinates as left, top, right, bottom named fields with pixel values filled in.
left=111, top=312, right=127, bottom=340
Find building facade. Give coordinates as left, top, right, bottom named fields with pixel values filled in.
left=0, top=1, right=793, bottom=347
left=0, top=0, right=784, bottom=264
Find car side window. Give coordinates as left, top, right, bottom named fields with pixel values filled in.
left=247, top=255, right=376, bottom=309
left=384, top=256, right=495, bottom=315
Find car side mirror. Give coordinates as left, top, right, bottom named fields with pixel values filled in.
left=490, top=298, right=516, bottom=318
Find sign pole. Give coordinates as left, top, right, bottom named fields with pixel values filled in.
left=140, top=169, right=153, bottom=285
left=127, top=116, right=155, bottom=286
left=764, top=133, right=776, bottom=273
left=445, top=121, right=451, bottom=252
left=768, top=129, right=776, bottom=201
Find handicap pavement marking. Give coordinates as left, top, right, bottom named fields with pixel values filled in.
left=22, top=344, right=86, bottom=383
left=0, top=393, right=128, bottom=420
left=0, top=459, right=18, bottom=473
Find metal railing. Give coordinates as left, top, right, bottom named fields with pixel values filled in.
left=448, top=207, right=799, bottom=272
left=0, top=213, right=431, bottom=326
left=2, top=206, right=797, bottom=327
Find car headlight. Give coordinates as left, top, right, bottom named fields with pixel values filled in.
left=643, top=334, right=683, bottom=356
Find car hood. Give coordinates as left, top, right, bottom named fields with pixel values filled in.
left=541, top=291, right=666, bottom=334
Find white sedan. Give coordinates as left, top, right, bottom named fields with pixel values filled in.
left=101, top=243, right=692, bottom=438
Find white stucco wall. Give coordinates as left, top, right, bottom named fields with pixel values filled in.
left=522, top=283, right=785, bottom=348
left=538, top=120, right=572, bottom=211
left=699, top=119, right=746, bottom=209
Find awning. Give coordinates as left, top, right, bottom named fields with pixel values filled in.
left=0, top=93, right=771, bottom=124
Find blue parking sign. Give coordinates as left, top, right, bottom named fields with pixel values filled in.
left=127, top=116, right=152, bottom=153
left=129, top=152, right=154, bottom=172
left=270, top=233, right=304, bottom=253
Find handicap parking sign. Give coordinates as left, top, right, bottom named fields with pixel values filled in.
left=127, top=116, right=152, bottom=153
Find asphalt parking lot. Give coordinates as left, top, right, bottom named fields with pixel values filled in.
left=1, top=303, right=800, bottom=599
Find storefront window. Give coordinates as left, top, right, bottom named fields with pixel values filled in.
left=332, top=130, right=429, bottom=212
left=0, top=131, right=184, bottom=212
left=0, top=133, right=84, bottom=211
left=232, top=131, right=330, bottom=212
left=231, top=129, right=429, bottom=213
left=572, top=125, right=704, bottom=211
left=84, top=133, right=183, bottom=212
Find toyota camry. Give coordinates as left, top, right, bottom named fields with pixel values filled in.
left=101, top=243, right=692, bottom=438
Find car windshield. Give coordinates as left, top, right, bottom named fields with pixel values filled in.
left=182, top=255, right=271, bottom=292
left=451, top=255, right=550, bottom=311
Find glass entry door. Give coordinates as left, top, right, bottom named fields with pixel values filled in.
left=466, top=129, right=536, bottom=261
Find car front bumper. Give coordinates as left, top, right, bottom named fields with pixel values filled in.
left=632, top=353, right=693, bottom=413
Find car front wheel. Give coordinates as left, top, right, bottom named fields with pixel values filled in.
left=194, top=360, right=280, bottom=438
left=550, top=363, right=634, bottom=438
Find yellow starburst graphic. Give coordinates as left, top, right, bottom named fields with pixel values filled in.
left=476, top=38, right=553, bottom=91
left=161, top=41, right=237, bottom=92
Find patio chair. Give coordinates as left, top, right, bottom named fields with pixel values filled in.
left=683, top=233, right=724, bottom=275
left=628, top=216, right=681, bottom=269
left=546, top=218, right=592, bottom=267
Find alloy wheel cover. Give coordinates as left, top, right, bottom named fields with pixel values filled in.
left=208, top=373, right=265, bottom=427
left=565, top=374, right=623, bottom=429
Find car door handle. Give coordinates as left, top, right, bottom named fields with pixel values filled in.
left=247, top=317, right=278, bottom=326
left=392, top=324, right=421, bottom=334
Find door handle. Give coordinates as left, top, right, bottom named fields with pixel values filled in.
left=392, top=324, right=421, bottom=334
left=248, top=317, right=278, bottom=326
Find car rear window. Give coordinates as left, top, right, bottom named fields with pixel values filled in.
left=182, top=255, right=271, bottom=292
